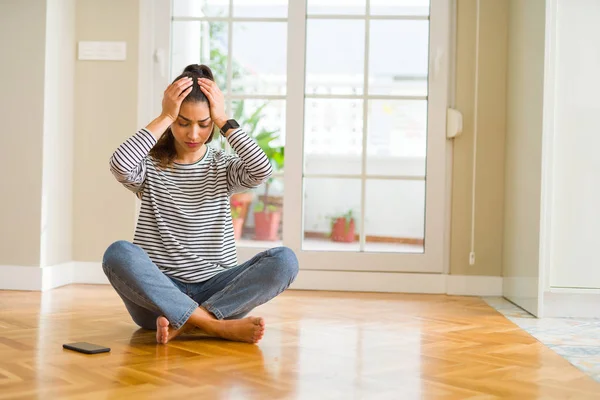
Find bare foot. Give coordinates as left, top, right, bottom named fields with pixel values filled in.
left=205, top=317, right=265, bottom=344
left=155, top=316, right=192, bottom=344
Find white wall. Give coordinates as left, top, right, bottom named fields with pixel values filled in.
left=549, top=0, right=600, bottom=289
left=503, top=0, right=546, bottom=316
left=0, top=0, right=47, bottom=267
left=41, top=0, right=75, bottom=267
left=73, top=0, right=140, bottom=262
left=0, top=0, right=74, bottom=270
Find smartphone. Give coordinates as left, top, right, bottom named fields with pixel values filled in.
left=63, top=342, right=111, bottom=354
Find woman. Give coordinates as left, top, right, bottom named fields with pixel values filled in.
left=102, top=64, right=298, bottom=345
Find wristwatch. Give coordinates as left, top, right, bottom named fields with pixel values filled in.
left=220, top=119, right=240, bottom=134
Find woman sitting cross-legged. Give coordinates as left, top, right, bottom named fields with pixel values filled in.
left=102, top=64, right=298, bottom=345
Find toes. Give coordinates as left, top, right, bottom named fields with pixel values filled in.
left=156, top=316, right=172, bottom=345
left=157, top=316, right=170, bottom=328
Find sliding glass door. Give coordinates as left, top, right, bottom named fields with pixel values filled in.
left=151, top=0, right=450, bottom=275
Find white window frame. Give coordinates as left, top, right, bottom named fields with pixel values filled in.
left=138, top=0, right=451, bottom=278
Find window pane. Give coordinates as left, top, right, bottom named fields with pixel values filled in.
left=173, top=0, right=229, bottom=17
left=304, top=99, right=363, bottom=175
left=366, top=100, right=427, bottom=176
left=307, top=0, right=365, bottom=15
left=233, top=0, right=288, bottom=18
left=369, top=20, right=429, bottom=96
left=306, top=20, right=365, bottom=95
left=231, top=100, right=285, bottom=247
left=232, top=99, right=286, bottom=147
left=171, top=21, right=228, bottom=82
left=303, top=178, right=361, bottom=252
left=232, top=23, right=287, bottom=95
left=365, top=179, right=424, bottom=253
left=370, top=0, right=430, bottom=16
left=235, top=177, right=284, bottom=246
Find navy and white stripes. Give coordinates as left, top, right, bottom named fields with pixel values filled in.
left=109, top=128, right=272, bottom=283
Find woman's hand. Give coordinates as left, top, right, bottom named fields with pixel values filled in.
left=161, top=77, right=193, bottom=122
left=198, top=78, right=228, bottom=129
left=144, top=77, right=193, bottom=140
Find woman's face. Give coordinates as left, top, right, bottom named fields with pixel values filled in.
left=171, top=101, right=213, bottom=158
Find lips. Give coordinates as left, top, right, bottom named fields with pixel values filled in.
left=186, top=142, right=200, bottom=148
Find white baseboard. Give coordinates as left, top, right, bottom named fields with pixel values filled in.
left=1, top=263, right=503, bottom=296
left=291, top=270, right=448, bottom=293
left=42, top=262, right=75, bottom=291
left=72, top=262, right=108, bottom=284
left=0, top=262, right=107, bottom=291
left=0, top=265, right=44, bottom=290
left=543, top=290, right=600, bottom=318
left=446, top=275, right=503, bottom=296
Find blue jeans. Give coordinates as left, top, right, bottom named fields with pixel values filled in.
left=102, top=241, right=299, bottom=330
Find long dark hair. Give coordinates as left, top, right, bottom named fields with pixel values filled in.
left=149, top=64, right=217, bottom=168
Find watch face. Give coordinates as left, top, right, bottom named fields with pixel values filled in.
left=222, top=119, right=240, bottom=133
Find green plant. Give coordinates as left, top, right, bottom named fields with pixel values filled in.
left=234, top=100, right=284, bottom=209
left=208, top=22, right=244, bottom=92
left=208, top=22, right=284, bottom=168
left=254, top=201, right=279, bottom=213
left=207, top=23, right=284, bottom=212
left=232, top=101, right=284, bottom=170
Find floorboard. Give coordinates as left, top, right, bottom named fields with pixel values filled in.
left=0, top=285, right=598, bottom=399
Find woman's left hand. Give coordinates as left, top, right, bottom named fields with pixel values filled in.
left=198, top=78, right=228, bottom=129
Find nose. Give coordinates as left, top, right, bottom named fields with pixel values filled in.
left=189, top=124, right=201, bottom=140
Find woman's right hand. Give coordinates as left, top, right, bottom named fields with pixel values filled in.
left=144, top=77, right=193, bottom=140
left=161, top=77, right=193, bottom=122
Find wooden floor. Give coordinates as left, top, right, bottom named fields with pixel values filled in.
left=0, top=286, right=599, bottom=399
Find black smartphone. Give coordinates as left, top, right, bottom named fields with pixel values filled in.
left=63, top=342, right=111, bottom=354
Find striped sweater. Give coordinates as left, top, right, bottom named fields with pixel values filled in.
left=109, top=128, right=272, bottom=283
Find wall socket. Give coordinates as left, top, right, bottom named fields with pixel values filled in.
left=469, top=252, right=476, bottom=265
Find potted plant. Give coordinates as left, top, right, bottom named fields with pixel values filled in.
left=208, top=27, right=285, bottom=238
left=231, top=200, right=244, bottom=240
left=228, top=101, right=285, bottom=229
left=253, top=201, right=281, bottom=241
left=230, top=101, right=285, bottom=241
left=208, top=25, right=259, bottom=227
left=329, top=210, right=356, bottom=243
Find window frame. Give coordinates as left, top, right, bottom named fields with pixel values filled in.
left=140, top=0, right=451, bottom=275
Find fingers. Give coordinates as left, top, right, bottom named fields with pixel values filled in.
left=198, top=83, right=214, bottom=102
left=166, top=77, right=193, bottom=97
left=174, top=77, right=193, bottom=97
left=198, top=77, right=214, bottom=88
left=198, top=78, right=220, bottom=94
left=198, top=78, right=223, bottom=103
left=178, top=85, right=193, bottom=99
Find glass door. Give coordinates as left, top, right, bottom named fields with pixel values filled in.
left=170, top=0, right=289, bottom=250
left=153, top=0, right=449, bottom=276
left=284, top=0, right=450, bottom=273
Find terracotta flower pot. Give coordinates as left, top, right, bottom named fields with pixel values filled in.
left=254, top=210, right=282, bottom=241
left=232, top=217, right=244, bottom=240
left=231, top=191, right=254, bottom=223
left=331, top=218, right=355, bottom=243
